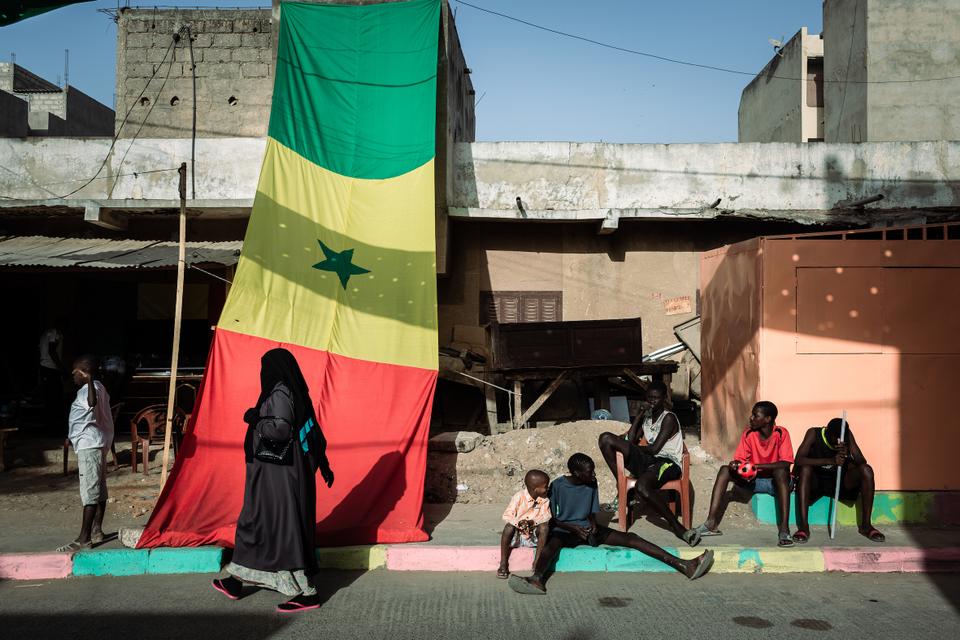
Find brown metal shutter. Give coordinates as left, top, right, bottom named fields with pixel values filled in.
left=480, top=291, right=562, bottom=324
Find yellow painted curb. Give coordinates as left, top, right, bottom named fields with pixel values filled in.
left=678, top=547, right=826, bottom=573
left=316, top=545, right=387, bottom=570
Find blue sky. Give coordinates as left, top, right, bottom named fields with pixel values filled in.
left=1, top=1, right=824, bottom=142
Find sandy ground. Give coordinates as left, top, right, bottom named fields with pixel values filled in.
left=0, top=420, right=756, bottom=551
left=424, top=419, right=756, bottom=525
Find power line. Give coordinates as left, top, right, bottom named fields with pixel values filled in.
left=453, top=0, right=960, bottom=85
left=0, top=167, right=181, bottom=200
left=43, top=34, right=180, bottom=201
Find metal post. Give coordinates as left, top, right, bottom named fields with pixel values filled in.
left=829, top=410, right=848, bottom=539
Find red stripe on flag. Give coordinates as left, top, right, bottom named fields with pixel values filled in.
left=137, top=328, right=436, bottom=548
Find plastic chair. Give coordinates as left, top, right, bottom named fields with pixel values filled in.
left=130, top=404, right=186, bottom=475
left=616, top=438, right=692, bottom=532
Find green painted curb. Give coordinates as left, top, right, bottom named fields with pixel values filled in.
left=147, top=547, right=224, bottom=574
left=73, top=549, right=150, bottom=577
left=752, top=491, right=936, bottom=526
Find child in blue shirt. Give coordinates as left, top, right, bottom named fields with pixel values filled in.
left=509, top=453, right=713, bottom=594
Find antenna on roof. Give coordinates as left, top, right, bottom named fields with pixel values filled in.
left=64, top=49, right=69, bottom=89
left=768, top=37, right=785, bottom=58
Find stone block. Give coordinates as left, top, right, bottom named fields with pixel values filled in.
left=175, top=47, right=201, bottom=64
left=233, top=18, right=261, bottom=33
left=204, top=19, right=234, bottom=33
left=232, top=48, right=260, bottom=63
left=750, top=491, right=937, bottom=527
left=126, top=33, right=157, bottom=49
left=316, top=545, right=387, bottom=570
left=213, top=33, right=242, bottom=48
left=147, top=48, right=171, bottom=64
left=241, top=62, right=269, bottom=78
left=210, top=62, right=242, bottom=79
left=241, top=33, right=271, bottom=49
left=147, top=547, right=224, bottom=574
left=127, top=63, right=157, bottom=78
left=192, top=33, right=213, bottom=48
left=204, top=48, right=233, bottom=64
left=72, top=549, right=149, bottom=577
left=428, top=431, right=483, bottom=453
left=124, top=48, right=147, bottom=64
left=123, top=20, right=149, bottom=34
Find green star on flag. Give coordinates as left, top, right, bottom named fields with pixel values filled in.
left=312, top=239, right=371, bottom=289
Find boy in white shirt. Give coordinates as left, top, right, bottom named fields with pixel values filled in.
left=57, top=356, right=114, bottom=552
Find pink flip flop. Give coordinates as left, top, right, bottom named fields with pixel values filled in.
left=212, top=579, right=241, bottom=601
left=276, top=600, right=321, bottom=614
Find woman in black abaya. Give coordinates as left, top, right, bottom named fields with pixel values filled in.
left=212, top=348, right=334, bottom=613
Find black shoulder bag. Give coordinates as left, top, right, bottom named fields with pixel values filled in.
left=253, top=415, right=294, bottom=465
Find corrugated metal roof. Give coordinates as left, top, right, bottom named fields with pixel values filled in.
left=0, top=235, right=242, bottom=269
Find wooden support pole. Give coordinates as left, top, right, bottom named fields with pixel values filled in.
left=512, top=380, right=523, bottom=429
left=518, top=370, right=569, bottom=426
left=484, top=385, right=499, bottom=435
left=160, top=163, right=188, bottom=490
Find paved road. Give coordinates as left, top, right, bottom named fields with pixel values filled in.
left=1, top=571, right=958, bottom=639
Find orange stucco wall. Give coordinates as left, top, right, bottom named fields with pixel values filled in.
left=700, top=239, right=762, bottom=458
left=702, top=231, right=960, bottom=490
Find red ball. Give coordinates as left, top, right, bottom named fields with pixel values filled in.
left=738, top=461, right=758, bottom=481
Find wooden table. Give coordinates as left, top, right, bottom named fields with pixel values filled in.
left=501, top=362, right=679, bottom=430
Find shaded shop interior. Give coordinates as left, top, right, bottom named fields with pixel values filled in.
left=0, top=214, right=242, bottom=433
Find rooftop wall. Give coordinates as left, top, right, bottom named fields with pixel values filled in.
left=738, top=29, right=806, bottom=143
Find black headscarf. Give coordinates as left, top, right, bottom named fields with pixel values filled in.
left=245, top=348, right=330, bottom=473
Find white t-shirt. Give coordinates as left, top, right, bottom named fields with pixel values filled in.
left=68, top=381, right=114, bottom=451
left=39, top=329, right=63, bottom=370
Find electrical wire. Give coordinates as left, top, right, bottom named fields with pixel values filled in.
left=453, top=0, right=960, bottom=85
left=14, top=34, right=181, bottom=202
left=0, top=167, right=181, bottom=200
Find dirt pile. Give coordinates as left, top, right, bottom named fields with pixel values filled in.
left=425, top=419, right=757, bottom=525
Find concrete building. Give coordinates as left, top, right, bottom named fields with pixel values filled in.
left=0, top=63, right=114, bottom=137
left=3, top=1, right=960, bottom=432
left=739, top=0, right=960, bottom=143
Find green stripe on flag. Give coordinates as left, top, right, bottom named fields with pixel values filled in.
left=271, top=0, right=439, bottom=180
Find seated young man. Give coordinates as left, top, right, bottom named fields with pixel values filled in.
left=693, top=401, right=796, bottom=547
left=792, top=418, right=885, bottom=543
left=597, top=380, right=699, bottom=546
left=508, top=453, right=713, bottom=595
left=498, top=469, right=552, bottom=579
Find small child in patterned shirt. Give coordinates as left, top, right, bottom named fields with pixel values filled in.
left=497, top=469, right=551, bottom=579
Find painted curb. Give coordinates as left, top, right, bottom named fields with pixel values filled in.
left=2, top=545, right=959, bottom=579
left=751, top=491, right=960, bottom=527
left=0, top=552, right=73, bottom=580
left=823, top=547, right=960, bottom=573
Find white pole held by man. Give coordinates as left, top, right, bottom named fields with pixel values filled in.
left=829, top=409, right=848, bottom=539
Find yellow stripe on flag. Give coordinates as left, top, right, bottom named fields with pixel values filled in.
left=220, top=138, right=438, bottom=371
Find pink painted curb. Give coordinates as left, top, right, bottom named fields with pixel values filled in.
left=386, top=545, right=534, bottom=572
left=0, top=552, right=73, bottom=580
left=823, top=547, right=960, bottom=573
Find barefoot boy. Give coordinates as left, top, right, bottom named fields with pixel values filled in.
left=792, top=417, right=884, bottom=543
left=508, top=454, right=713, bottom=594
left=57, top=356, right=114, bottom=552
left=498, top=469, right=551, bottom=579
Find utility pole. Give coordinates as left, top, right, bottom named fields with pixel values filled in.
left=160, top=163, right=188, bottom=490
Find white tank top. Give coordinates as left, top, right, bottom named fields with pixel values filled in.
left=642, top=410, right=683, bottom=468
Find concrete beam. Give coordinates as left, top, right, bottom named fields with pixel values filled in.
left=84, top=204, right=127, bottom=231
left=598, top=212, right=619, bottom=235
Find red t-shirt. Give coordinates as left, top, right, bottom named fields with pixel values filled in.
left=734, top=426, right=794, bottom=465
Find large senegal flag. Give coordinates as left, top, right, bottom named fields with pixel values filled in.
left=139, top=0, right=440, bottom=548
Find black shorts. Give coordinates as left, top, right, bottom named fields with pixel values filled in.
left=550, top=525, right=614, bottom=548
left=624, top=443, right=682, bottom=487
left=807, top=469, right=861, bottom=501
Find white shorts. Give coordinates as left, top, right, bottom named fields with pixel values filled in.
left=77, top=447, right=108, bottom=506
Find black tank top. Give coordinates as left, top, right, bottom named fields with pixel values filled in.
left=807, top=427, right=838, bottom=471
